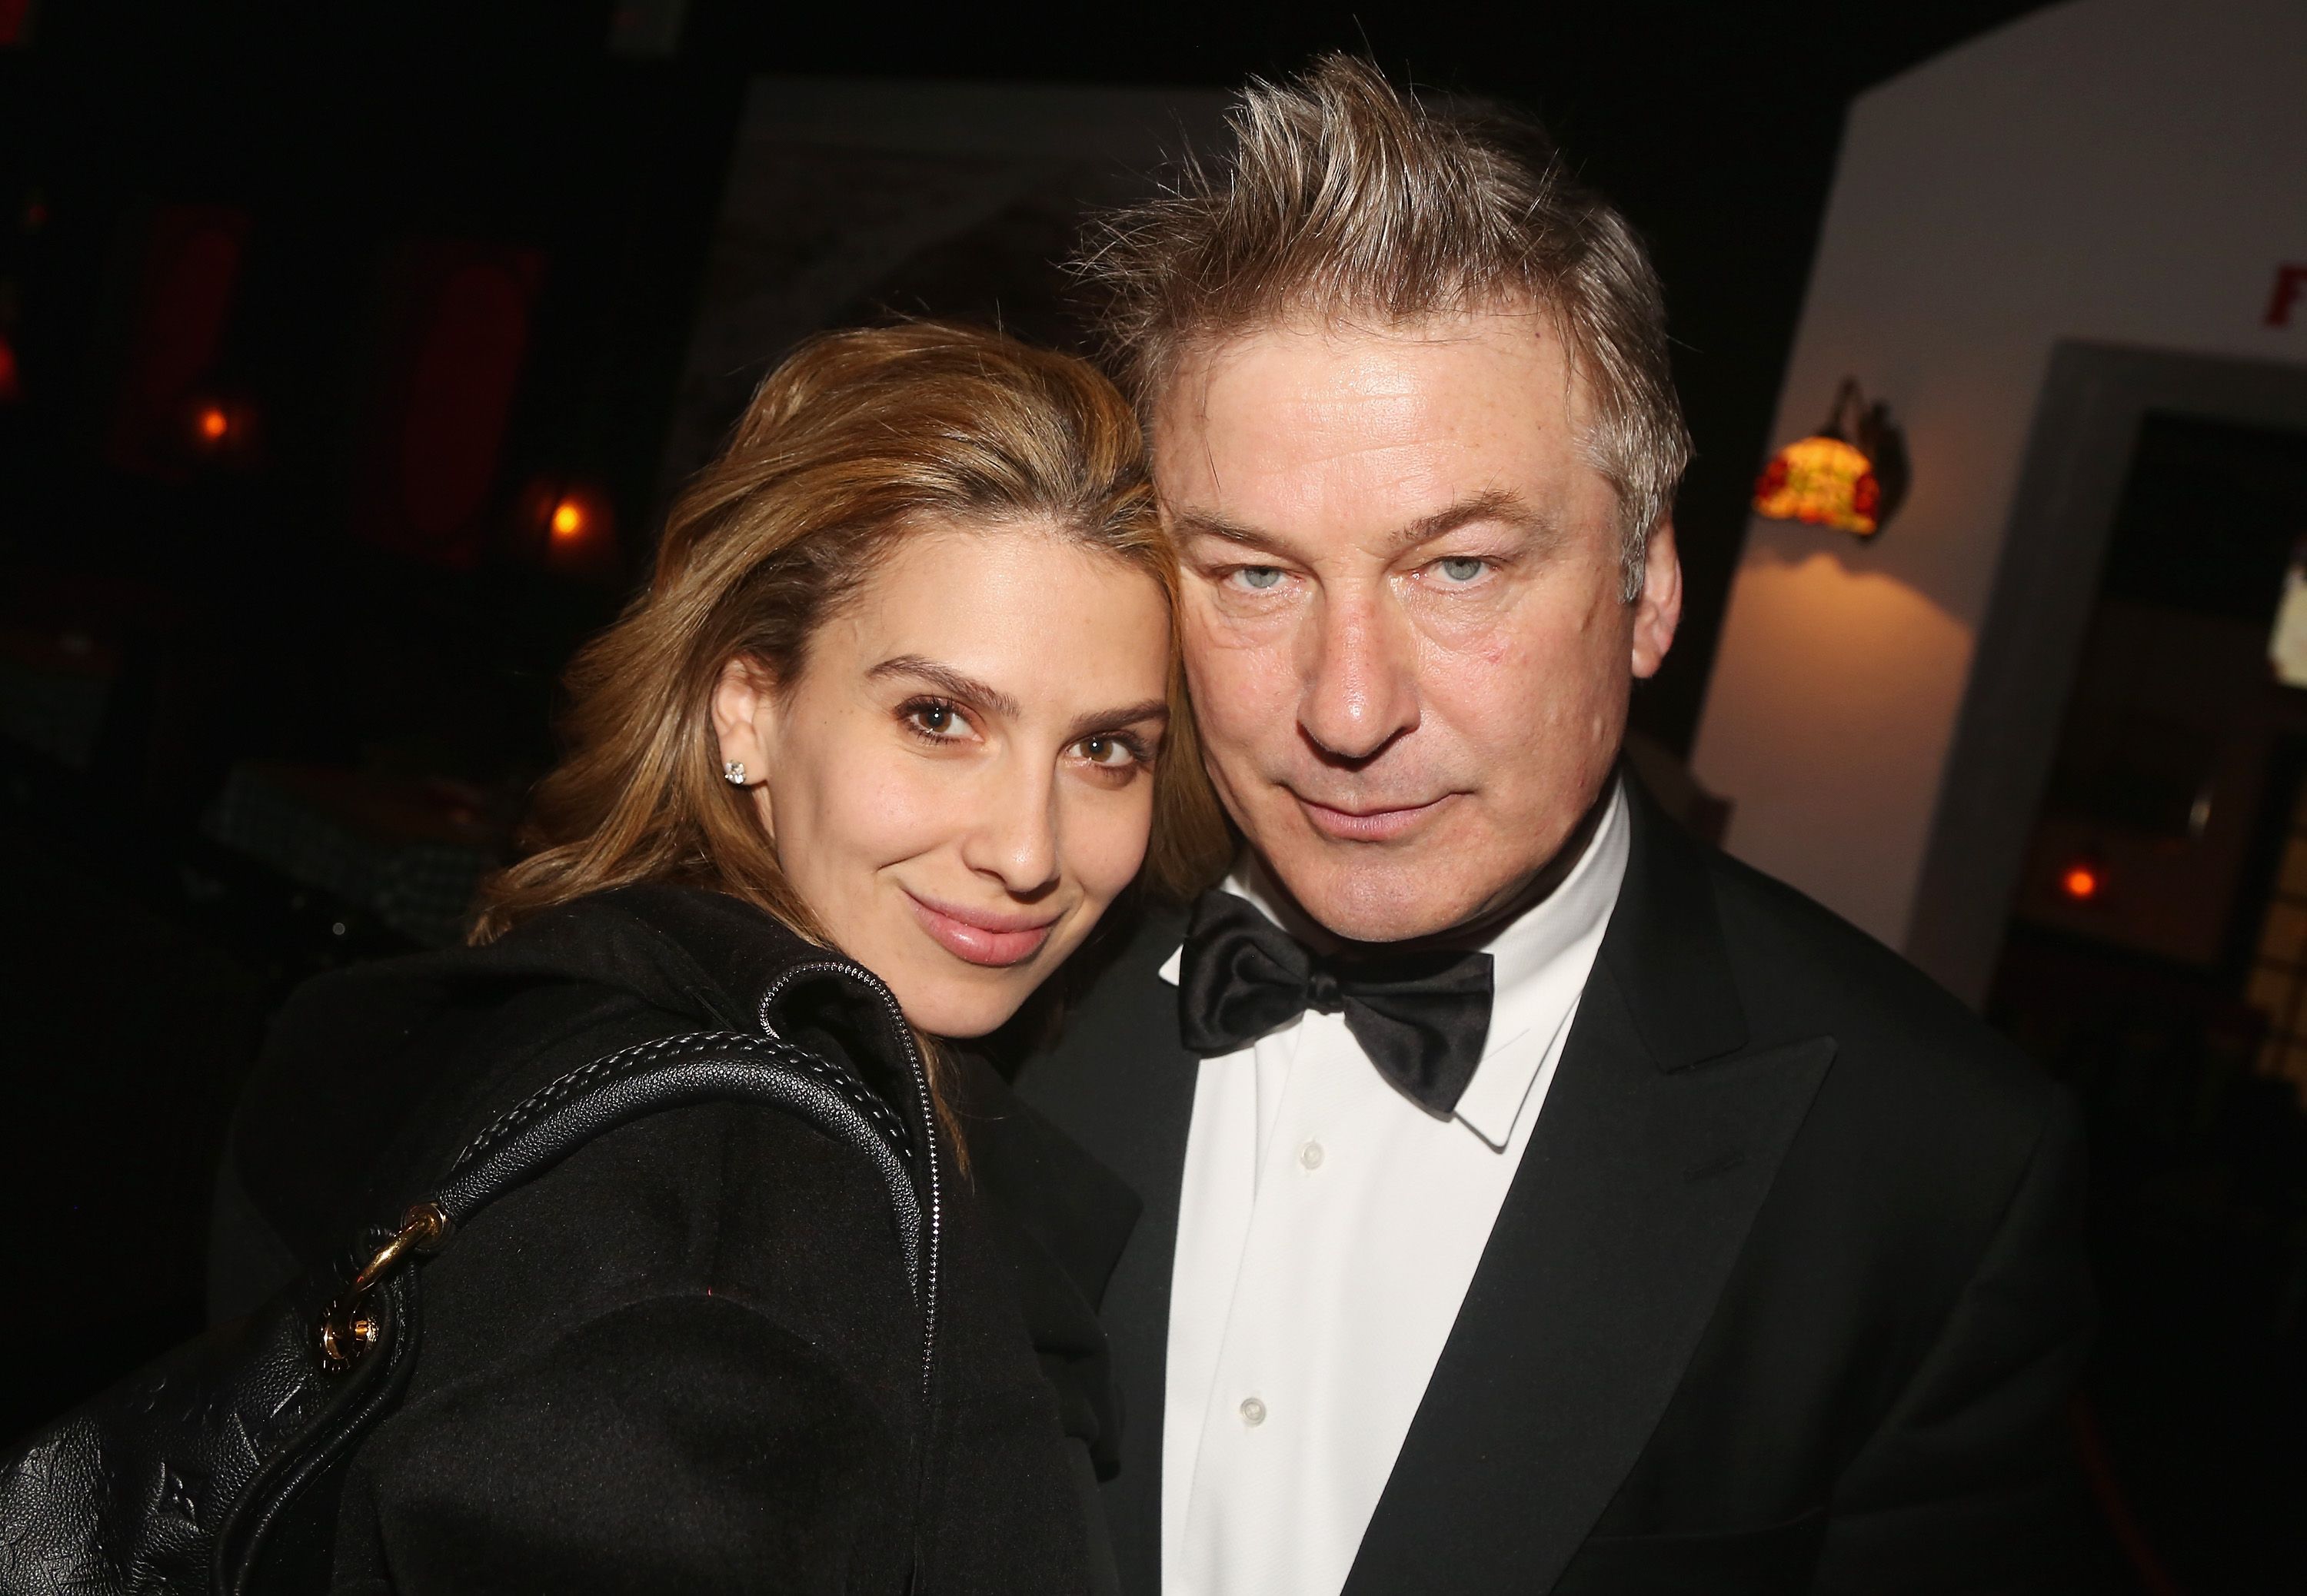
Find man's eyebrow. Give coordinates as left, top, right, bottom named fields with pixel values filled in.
left=1170, top=489, right=1561, bottom=563
left=1169, top=509, right=1295, bottom=557
left=867, top=656, right=1022, bottom=720
left=1391, top=488, right=1556, bottom=554
left=1064, top=699, right=1170, bottom=745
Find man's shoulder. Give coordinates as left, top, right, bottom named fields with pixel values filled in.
left=1040, top=895, right=1190, bottom=1048
left=1690, top=840, right=2061, bottom=1157
left=1007, top=894, right=1193, bottom=1127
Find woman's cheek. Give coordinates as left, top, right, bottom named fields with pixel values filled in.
left=1071, top=787, right=1156, bottom=907
left=837, top=746, right=963, bottom=862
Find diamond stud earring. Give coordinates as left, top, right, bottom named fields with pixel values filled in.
left=723, top=761, right=747, bottom=786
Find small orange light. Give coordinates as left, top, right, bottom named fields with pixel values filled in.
left=196, top=404, right=229, bottom=441
left=525, top=477, right=619, bottom=574
left=2059, top=864, right=2102, bottom=903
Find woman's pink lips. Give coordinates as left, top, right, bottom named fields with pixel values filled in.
left=904, top=892, right=1058, bottom=968
left=1296, top=793, right=1453, bottom=842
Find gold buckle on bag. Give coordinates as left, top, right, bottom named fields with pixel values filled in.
left=316, top=1203, right=448, bottom=1372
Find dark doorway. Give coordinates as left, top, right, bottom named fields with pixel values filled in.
left=1985, top=411, right=2307, bottom=1593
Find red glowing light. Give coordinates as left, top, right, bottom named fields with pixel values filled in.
left=2059, top=864, right=2102, bottom=903
left=524, top=477, right=618, bottom=577
left=195, top=404, right=229, bottom=442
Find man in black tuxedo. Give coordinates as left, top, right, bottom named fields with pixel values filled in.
left=1011, top=55, right=2092, bottom=1595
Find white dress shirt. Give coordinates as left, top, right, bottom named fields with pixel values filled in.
left=1157, top=780, right=1631, bottom=1596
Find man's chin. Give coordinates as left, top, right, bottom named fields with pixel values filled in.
left=1261, top=845, right=1508, bottom=946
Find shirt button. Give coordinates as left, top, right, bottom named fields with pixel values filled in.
left=1238, top=1396, right=1267, bottom=1428
left=1297, top=1139, right=1325, bottom=1171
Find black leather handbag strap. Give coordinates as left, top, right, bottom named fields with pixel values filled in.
left=438, top=1027, right=926, bottom=1290
left=0, top=1019, right=938, bottom=1596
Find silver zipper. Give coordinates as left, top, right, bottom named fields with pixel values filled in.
left=755, top=958, right=942, bottom=1399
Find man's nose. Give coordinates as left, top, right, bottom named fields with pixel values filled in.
left=960, top=760, right=1062, bottom=896
left=1298, top=585, right=1420, bottom=763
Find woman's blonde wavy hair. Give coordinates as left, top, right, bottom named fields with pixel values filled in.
left=471, top=321, right=1232, bottom=969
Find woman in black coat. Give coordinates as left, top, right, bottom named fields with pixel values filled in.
left=208, top=323, right=1230, bottom=1594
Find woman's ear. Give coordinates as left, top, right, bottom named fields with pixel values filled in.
left=710, top=657, right=780, bottom=832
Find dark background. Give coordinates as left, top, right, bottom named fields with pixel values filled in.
left=18, top=2, right=2291, bottom=1591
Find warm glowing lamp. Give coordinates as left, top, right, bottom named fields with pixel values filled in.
left=181, top=392, right=258, bottom=466
left=2058, top=860, right=2103, bottom=904
left=1753, top=379, right=1910, bottom=537
left=522, top=475, right=619, bottom=577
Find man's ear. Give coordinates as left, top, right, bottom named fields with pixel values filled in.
left=1630, top=518, right=1683, bottom=680
left=710, top=657, right=780, bottom=830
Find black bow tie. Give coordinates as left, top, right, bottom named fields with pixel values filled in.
left=1176, top=889, right=1495, bottom=1119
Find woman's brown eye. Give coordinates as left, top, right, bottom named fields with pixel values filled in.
left=907, top=700, right=964, bottom=737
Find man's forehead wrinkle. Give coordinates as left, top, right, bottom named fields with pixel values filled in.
left=1156, top=306, right=1613, bottom=559
left=1286, top=382, right=1437, bottom=437
left=1224, top=297, right=1553, bottom=351
left=1150, top=301, right=1577, bottom=440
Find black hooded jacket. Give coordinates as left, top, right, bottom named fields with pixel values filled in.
left=211, top=883, right=1138, bottom=1595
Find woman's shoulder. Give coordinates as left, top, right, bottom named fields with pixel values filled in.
left=211, top=957, right=684, bottom=1314
left=211, top=884, right=850, bottom=1312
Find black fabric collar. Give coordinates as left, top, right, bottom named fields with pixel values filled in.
left=227, top=886, right=834, bottom=1271
left=451, top=883, right=818, bottom=1032
left=1599, top=771, right=1750, bottom=1072
left=231, top=883, right=1144, bottom=1373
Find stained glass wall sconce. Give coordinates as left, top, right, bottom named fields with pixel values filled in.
left=1752, top=379, right=1911, bottom=537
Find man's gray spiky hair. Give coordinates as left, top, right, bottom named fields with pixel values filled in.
left=1076, top=54, right=1690, bottom=599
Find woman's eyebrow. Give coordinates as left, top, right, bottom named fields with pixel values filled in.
left=868, top=656, right=1022, bottom=719
left=1064, top=700, right=1170, bottom=744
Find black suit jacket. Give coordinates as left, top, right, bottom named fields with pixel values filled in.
left=1013, top=777, right=2094, bottom=1594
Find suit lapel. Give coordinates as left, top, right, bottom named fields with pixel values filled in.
left=1343, top=782, right=1836, bottom=1595
left=1010, top=903, right=1199, bottom=1593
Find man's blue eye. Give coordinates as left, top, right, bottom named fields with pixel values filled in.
left=1237, top=567, right=1283, bottom=590
left=1438, top=557, right=1486, bottom=583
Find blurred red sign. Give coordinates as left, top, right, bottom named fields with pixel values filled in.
left=2269, top=264, right=2307, bottom=328
left=105, top=204, right=249, bottom=477
left=350, top=240, right=545, bottom=567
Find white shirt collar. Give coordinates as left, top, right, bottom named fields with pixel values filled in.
left=1158, top=778, right=1632, bottom=1149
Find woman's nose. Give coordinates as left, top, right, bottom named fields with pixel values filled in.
left=959, top=761, right=1061, bottom=896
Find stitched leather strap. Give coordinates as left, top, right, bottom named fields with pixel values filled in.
left=433, top=1030, right=924, bottom=1292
